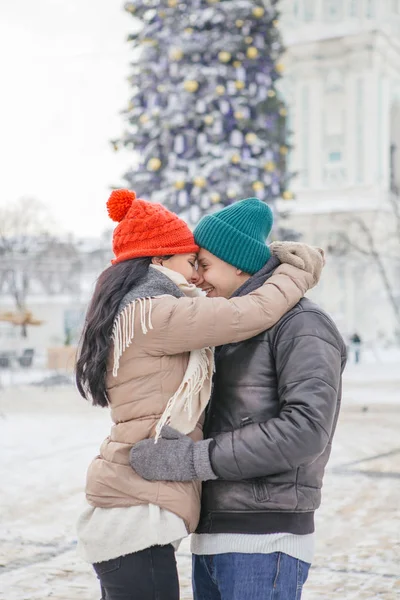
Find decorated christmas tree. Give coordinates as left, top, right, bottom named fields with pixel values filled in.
left=114, top=0, right=291, bottom=224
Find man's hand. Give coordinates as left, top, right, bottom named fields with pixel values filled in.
left=129, top=426, right=217, bottom=482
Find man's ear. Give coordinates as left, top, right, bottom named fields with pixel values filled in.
left=235, top=269, right=243, bottom=276
left=152, top=256, right=163, bottom=266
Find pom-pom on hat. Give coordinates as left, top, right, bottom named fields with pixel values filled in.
left=107, top=189, right=199, bottom=264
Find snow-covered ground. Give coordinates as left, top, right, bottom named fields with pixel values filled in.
left=0, top=357, right=399, bottom=599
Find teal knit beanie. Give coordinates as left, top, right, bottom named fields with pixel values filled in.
left=194, top=198, right=273, bottom=275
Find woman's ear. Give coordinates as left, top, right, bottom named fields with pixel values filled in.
left=152, top=257, right=163, bottom=266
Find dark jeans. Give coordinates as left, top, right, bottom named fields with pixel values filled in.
left=93, top=545, right=179, bottom=600
left=192, top=552, right=310, bottom=600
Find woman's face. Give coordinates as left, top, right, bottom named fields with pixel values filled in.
left=196, top=249, right=249, bottom=298
left=153, top=253, right=199, bottom=284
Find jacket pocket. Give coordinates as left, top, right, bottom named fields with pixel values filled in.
left=93, top=556, right=121, bottom=575
left=252, top=478, right=270, bottom=502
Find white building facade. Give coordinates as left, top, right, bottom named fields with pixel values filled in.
left=279, top=0, right=400, bottom=343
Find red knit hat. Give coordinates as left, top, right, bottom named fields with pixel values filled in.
left=107, top=189, right=199, bottom=264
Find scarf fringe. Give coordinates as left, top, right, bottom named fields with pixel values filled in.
left=111, top=292, right=214, bottom=444
left=154, top=347, right=213, bottom=443
left=112, top=297, right=154, bottom=377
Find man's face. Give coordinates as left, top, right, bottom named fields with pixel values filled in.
left=197, top=248, right=250, bottom=299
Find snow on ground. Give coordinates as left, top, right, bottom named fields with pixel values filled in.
left=0, top=357, right=399, bottom=599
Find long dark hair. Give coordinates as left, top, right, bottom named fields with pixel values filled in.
left=76, top=257, right=152, bottom=407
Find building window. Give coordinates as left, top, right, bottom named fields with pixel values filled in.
left=365, top=0, right=374, bottom=17
left=349, top=0, right=358, bottom=17
left=324, top=0, right=343, bottom=20
left=356, top=78, right=364, bottom=183
left=301, top=85, right=310, bottom=187
left=329, top=151, right=342, bottom=162
left=304, top=0, right=315, bottom=21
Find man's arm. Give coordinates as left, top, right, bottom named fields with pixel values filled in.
left=129, top=309, right=345, bottom=483
left=210, top=309, right=344, bottom=480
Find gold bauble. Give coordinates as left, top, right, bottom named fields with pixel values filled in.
left=280, top=146, right=288, bottom=155
left=157, top=84, right=166, bottom=92
left=245, top=36, right=253, bottom=44
left=147, top=158, right=162, bottom=171
left=227, top=188, right=236, bottom=198
left=247, top=47, right=259, bottom=59
left=245, top=132, right=257, bottom=144
left=142, top=38, right=157, bottom=46
left=233, top=60, right=242, bottom=68
left=194, top=176, right=207, bottom=188
left=184, top=27, right=194, bottom=34
left=216, top=85, right=226, bottom=95
left=159, top=10, right=166, bottom=18
left=234, top=111, right=244, bottom=119
left=275, top=63, right=285, bottom=73
left=174, top=180, right=185, bottom=190
left=264, top=161, right=275, bottom=172
left=218, top=51, right=231, bottom=63
left=268, top=90, right=276, bottom=97
left=235, top=19, right=244, bottom=27
left=204, top=115, right=214, bottom=125
left=273, top=19, right=279, bottom=27
left=211, top=192, right=221, bottom=203
left=168, top=0, right=178, bottom=6
left=139, top=114, right=150, bottom=124
left=252, top=181, right=264, bottom=192
left=235, top=80, right=245, bottom=90
left=279, top=107, right=287, bottom=116
left=252, top=6, right=265, bottom=18
left=231, top=154, right=241, bottom=164
left=184, top=80, right=199, bottom=92
left=282, top=191, right=293, bottom=200
left=125, top=4, right=136, bottom=14
left=207, top=0, right=219, bottom=3
left=170, top=47, right=184, bottom=61
left=128, top=101, right=134, bottom=110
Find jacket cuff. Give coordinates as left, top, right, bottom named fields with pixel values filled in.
left=193, top=439, right=218, bottom=481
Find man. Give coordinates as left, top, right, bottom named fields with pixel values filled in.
left=130, top=198, right=347, bottom=600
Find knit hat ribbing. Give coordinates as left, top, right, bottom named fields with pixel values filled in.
left=108, top=189, right=199, bottom=264
left=194, top=198, right=273, bottom=275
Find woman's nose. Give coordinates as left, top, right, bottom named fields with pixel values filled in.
left=192, top=270, right=203, bottom=286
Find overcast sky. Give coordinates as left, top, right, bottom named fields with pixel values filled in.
left=0, top=0, right=135, bottom=237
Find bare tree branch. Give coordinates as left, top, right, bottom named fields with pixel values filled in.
left=0, top=198, right=58, bottom=338
left=334, top=212, right=400, bottom=329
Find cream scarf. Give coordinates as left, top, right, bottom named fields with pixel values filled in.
left=111, top=263, right=214, bottom=442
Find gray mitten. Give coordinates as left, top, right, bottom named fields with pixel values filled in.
left=269, top=241, right=325, bottom=285
left=129, top=426, right=218, bottom=482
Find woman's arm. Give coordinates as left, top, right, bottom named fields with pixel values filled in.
left=148, top=245, right=324, bottom=354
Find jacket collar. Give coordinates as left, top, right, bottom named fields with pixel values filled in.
left=230, top=256, right=281, bottom=299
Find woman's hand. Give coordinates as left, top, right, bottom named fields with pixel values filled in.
left=270, top=241, right=325, bottom=286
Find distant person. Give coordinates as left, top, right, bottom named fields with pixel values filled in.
left=350, top=332, right=362, bottom=364
left=75, top=190, right=324, bottom=600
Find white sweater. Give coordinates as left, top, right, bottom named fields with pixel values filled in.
left=76, top=503, right=187, bottom=564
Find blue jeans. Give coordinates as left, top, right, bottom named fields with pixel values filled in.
left=192, top=552, right=310, bottom=600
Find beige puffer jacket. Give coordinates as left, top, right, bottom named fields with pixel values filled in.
left=86, top=257, right=321, bottom=534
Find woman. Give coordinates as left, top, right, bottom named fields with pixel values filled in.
left=76, top=189, right=324, bottom=600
